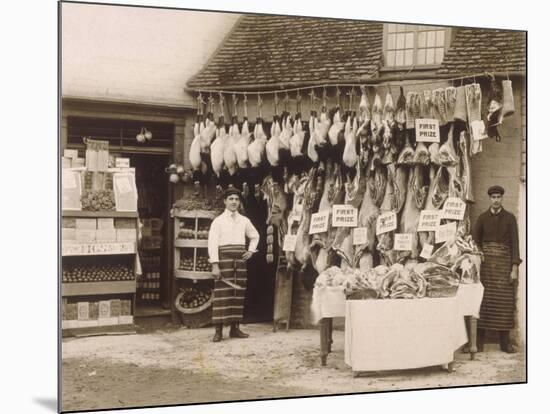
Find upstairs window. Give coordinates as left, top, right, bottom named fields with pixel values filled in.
left=385, top=24, right=451, bottom=68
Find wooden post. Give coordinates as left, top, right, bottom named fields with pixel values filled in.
left=320, top=318, right=328, bottom=366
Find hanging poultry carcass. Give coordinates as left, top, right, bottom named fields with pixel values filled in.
left=370, top=93, right=384, bottom=138
left=328, top=107, right=345, bottom=147
left=290, top=113, right=306, bottom=158
left=356, top=86, right=372, bottom=160
left=248, top=116, right=268, bottom=168
left=199, top=111, right=217, bottom=153
left=210, top=114, right=227, bottom=178
left=223, top=115, right=240, bottom=176
left=189, top=115, right=202, bottom=172
left=266, top=114, right=282, bottom=167
left=307, top=109, right=319, bottom=163
left=278, top=112, right=293, bottom=152
left=342, top=113, right=359, bottom=168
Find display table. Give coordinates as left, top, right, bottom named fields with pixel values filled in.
left=315, top=283, right=484, bottom=367
left=344, top=297, right=467, bottom=374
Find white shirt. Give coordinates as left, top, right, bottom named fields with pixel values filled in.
left=208, top=209, right=260, bottom=263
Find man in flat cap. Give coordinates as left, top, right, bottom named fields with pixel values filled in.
left=208, top=188, right=260, bottom=342
left=472, top=185, right=521, bottom=353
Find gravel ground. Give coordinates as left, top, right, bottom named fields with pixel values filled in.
left=61, top=322, right=525, bottom=412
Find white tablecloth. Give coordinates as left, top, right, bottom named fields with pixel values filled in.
left=311, top=286, right=346, bottom=323
left=456, top=283, right=484, bottom=318
left=344, top=297, right=468, bottom=371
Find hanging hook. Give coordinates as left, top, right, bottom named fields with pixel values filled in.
left=197, top=91, right=206, bottom=115
left=506, top=71, right=510, bottom=81
left=336, top=85, right=341, bottom=108
left=284, top=91, right=290, bottom=113
left=257, top=93, right=262, bottom=118
left=208, top=92, right=215, bottom=114
left=309, top=88, right=316, bottom=112
left=274, top=92, right=279, bottom=116
left=231, top=93, right=239, bottom=118
left=243, top=92, right=248, bottom=118
left=296, top=89, right=302, bottom=114
left=218, top=92, right=225, bottom=118
left=322, top=86, right=327, bottom=109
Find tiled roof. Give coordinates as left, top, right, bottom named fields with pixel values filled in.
left=437, top=29, right=526, bottom=75
left=187, top=14, right=384, bottom=89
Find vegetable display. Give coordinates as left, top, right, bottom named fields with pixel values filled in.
left=63, top=263, right=134, bottom=283
left=178, top=286, right=212, bottom=309
left=81, top=189, right=116, bottom=211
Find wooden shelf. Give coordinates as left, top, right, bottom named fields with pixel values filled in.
left=61, top=324, right=136, bottom=337
left=62, top=280, right=136, bottom=296
left=62, top=210, right=139, bottom=218
left=62, top=241, right=136, bottom=256
left=171, top=209, right=217, bottom=219
left=174, top=239, right=208, bottom=248
left=174, top=269, right=213, bottom=280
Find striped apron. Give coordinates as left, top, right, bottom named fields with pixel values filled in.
left=212, top=245, right=247, bottom=325
left=478, top=242, right=516, bottom=330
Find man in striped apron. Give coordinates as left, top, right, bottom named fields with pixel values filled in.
left=208, top=188, right=260, bottom=342
left=473, top=185, right=521, bottom=353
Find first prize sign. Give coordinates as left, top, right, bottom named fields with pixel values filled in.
left=415, top=119, right=440, bottom=143
left=309, top=211, right=330, bottom=235
left=441, top=197, right=466, bottom=221
left=332, top=205, right=358, bottom=227
left=376, top=212, right=397, bottom=235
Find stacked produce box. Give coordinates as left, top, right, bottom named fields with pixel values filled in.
left=62, top=298, right=133, bottom=329
left=137, top=218, right=163, bottom=303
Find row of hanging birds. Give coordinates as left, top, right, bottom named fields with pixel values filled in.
left=187, top=78, right=514, bottom=196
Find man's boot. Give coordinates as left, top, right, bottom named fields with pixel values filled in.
left=477, top=328, right=485, bottom=352
left=212, top=324, right=223, bottom=342
left=500, top=330, right=517, bottom=353
left=229, top=322, right=249, bottom=338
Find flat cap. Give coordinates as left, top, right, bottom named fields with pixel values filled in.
left=222, top=187, right=242, bottom=199
left=487, top=185, right=505, bottom=196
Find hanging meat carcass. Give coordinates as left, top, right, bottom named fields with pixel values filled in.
left=465, top=83, right=484, bottom=154
left=406, top=91, right=421, bottom=130
left=357, top=86, right=372, bottom=160
left=391, top=162, right=409, bottom=214
left=376, top=165, right=397, bottom=266
left=285, top=172, right=310, bottom=269
left=418, top=165, right=438, bottom=248
left=458, top=130, right=474, bottom=202
left=260, top=174, right=289, bottom=263
left=397, top=130, right=415, bottom=166
left=439, top=123, right=459, bottom=167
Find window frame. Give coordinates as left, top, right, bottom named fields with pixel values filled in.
left=382, top=24, right=453, bottom=70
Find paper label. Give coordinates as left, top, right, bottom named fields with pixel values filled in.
left=309, top=211, right=330, bottom=234
left=470, top=120, right=488, bottom=141
left=116, top=176, right=133, bottom=194
left=98, top=301, right=111, bottom=318
left=394, top=233, right=413, bottom=251
left=62, top=172, right=77, bottom=189
left=417, top=210, right=441, bottom=232
left=115, top=158, right=130, bottom=168
left=415, top=119, right=440, bottom=143
left=435, top=222, right=457, bottom=243
left=376, top=212, right=397, bottom=235
left=332, top=205, right=358, bottom=227
left=283, top=234, right=298, bottom=252
left=420, top=243, right=434, bottom=259
left=353, top=227, right=368, bottom=245
left=441, top=197, right=466, bottom=221
left=77, top=302, right=89, bottom=321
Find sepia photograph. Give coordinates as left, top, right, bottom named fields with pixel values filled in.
left=58, top=1, right=526, bottom=412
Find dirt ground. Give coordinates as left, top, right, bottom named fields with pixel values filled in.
left=61, top=322, right=525, bottom=412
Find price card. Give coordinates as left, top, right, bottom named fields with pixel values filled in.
left=470, top=120, right=488, bottom=141
left=309, top=211, right=330, bottom=234
left=283, top=234, right=298, bottom=252
left=435, top=222, right=457, bottom=244
left=415, top=119, right=440, bottom=143
left=394, top=233, right=413, bottom=251
left=417, top=210, right=441, bottom=232
left=62, top=172, right=77, bottom=189
left=376, top=212, right=397, bottom=235
left=441, top=197, right=466, bottom=221
left=353, top=227, right=368, bottom=245
left=332, top=204, right=358, bottom=227
left=420, top=243, right=434, bottom=260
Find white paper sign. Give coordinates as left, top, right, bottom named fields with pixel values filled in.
left=283, top=234, right=298, bottom=252
left=420, top=243, right=434, bottom=259
left=435, top=222, right=457, bottom=243
left=417, top=210, right=441, bottom=232
left=470, top=120, right=488, bottom=141
left=309, top=211, right=330, bottom=234
left=376, top=212, right=397, bottom=235
left=62, top=172, right=77, bottom=189
left=353, top=227, right=368, bottom=245
left=332, top=205, right=358, bottom=227
left=441, top=197, right=466, bottom=221
left=394, top=233, right=413, bottom=251
left=116, top=176, right=133, bottom=194
left=415, top=119, right=440, bottom=143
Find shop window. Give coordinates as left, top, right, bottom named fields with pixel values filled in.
left=384, top=24, right=452, bottom=68
left=67, top=117, right=173, bottom=150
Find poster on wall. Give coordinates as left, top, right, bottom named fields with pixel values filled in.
left=62, top=169, right=82, bottom=210
left=113, top=172, right=138, bottom=212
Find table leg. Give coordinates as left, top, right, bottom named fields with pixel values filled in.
left=469, top=317, right=478, bottom=360
left=328, top=318, right=333, bottom=354
left=320, top=318, right=328, bottom=366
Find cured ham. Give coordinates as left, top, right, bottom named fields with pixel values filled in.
left=439, top=124, right=459, bottom=166
left=285, top=172, right=309, bottom=268
left=266, top=115, right=282, bottom=166
left=397, top=131, right=415, bottom=166
left=294, top=167, right=319, bottom=270
left=376, top=165, right=397, bottom=266
left=354, top=169, right=380, bottom=271
left=391, top=163, right=409, bottom=214
left=418, top=165, right=438, bottom=247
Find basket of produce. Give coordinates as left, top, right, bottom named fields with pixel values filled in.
left=175, top=284, right=213, bottom=328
